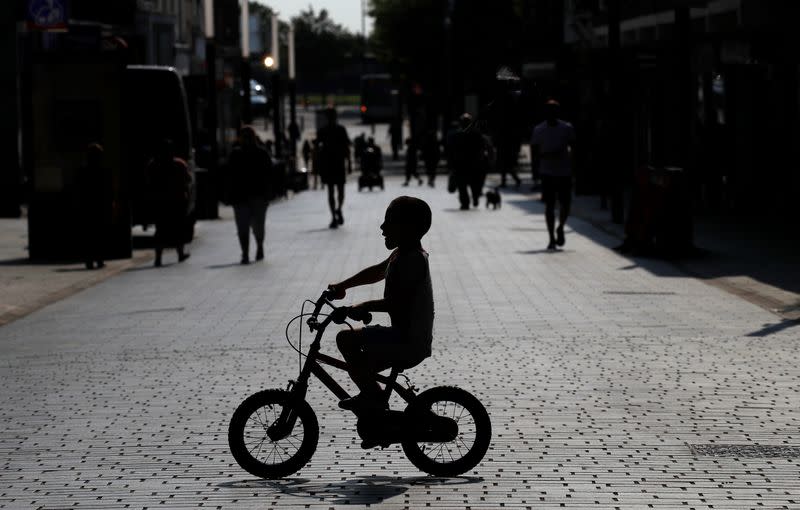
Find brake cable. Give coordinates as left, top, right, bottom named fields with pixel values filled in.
left=283, top=299, right=353, bottom=377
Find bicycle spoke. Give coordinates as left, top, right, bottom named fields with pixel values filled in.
left=252, top=436, right=268, bottom=460
left=247, top=434, right=267, bottom=452
left=455, top=404, right=467, bottom=423
left=453, top=441, right=464, bottom=458
left=282, top=435, right=300, bottom=452
left=244, top=435, right=268, bottom=448
left=265, top=443, right=277, bottom=464
left=430, top=441, right=447, bottom=460
left=445, top=443, right=455, bottom=462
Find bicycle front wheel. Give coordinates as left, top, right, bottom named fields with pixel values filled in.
left=401, top=386, right=491, bottom=477
left=228, top=389, right=319, bottom=479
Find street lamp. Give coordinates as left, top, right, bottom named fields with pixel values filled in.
left=269, top=13, right=283, bottom=159
left=241, top=0, right=251, bottom=124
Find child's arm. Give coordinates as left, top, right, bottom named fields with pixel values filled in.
left=328, top=253, right=393, bottom=298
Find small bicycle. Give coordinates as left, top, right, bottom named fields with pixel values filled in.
left=228, top=290, right=491, bottom=479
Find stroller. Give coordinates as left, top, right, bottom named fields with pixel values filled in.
left=358, top=146, right=384, bottom=191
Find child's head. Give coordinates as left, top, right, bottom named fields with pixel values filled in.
left=381, top=196, right=432, bottom=249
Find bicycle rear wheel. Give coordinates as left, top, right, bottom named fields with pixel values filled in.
left=401, top=386, right=491, bottom=477
left=228, top=389, right=318, bottom=479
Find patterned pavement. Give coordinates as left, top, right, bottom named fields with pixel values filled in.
left=1, top=176, right=799, bottom=509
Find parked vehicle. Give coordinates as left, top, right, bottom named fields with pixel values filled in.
left=124, top=66, right=196, bottom=231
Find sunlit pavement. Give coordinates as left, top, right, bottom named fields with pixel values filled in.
left=2, top=176, right=799, bottom=509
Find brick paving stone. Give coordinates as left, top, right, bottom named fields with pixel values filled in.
left=1, top=176, right=800, bottom=509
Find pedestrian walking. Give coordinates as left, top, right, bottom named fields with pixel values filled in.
left=317, top=107, right=351, bottom=229
left=471, top=133, right=494, bottom=206
left=228, top=126, right=272, bottom=264
left=530, top=99, right=576, bottom=250
left=310, top=138, right=321, bottom=190
left=487, top=82, right=524, bottom=188
left=353, top=133, right=367, bottom=171
left=389, top=119, right=402, bottom=160
left=421, top=130, right=441, bottom=187
left=301, top=139, right=312, bottom=170
left=146, top=139, right=192, bottom=267
left=446, top=113, right=484, bottom=210
left=402, top=138, right=423, bottom=186
left=77, top=143, right=112, bottom=270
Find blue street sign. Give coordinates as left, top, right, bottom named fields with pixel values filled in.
left=27, top=0, right=69, bottom=31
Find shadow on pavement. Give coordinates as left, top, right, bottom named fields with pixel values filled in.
left=506, top=197, right=800, bottom=300
left=509, top=227, right=549, bottom=232
left=302, top=227, right=336, bottom=234
left=517, top=249, right=567, bottom=255
left=125, top=263, right=174, bottom=271
left=0, top=257, right=77, bottom=266
left=219, top=475, right=483, bottom=505
left=746, top=319, right=800, bottom=337
left=206, top=262, right=245, bottom=269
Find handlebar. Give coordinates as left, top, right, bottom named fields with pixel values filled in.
left=306, top=291, right=372, bottom=332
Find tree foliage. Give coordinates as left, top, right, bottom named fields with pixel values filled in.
left=369, top=0, right=523, bottom=96
left=291, top=6, right=361, bottom=92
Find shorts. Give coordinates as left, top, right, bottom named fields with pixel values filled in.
left=541, top=175, right=572, bottom=207
left=355, top=325, right=426, bottom=370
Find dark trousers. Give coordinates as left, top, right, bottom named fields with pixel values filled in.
left=542, top=175, right=572, bottom=237
left=424, top=160, right=438, bottom=183
left=233, top=198, right=268, bottom=255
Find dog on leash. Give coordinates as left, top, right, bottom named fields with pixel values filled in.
left=485, top=187, right=501, bottom=209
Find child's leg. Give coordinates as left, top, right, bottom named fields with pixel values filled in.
left=336, top=330, right=382, bottom=397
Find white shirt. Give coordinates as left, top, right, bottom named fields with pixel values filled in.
left=531, top=119, right=576, bottom=177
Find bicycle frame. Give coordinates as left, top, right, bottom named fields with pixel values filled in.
left=267, top=293, right=417, bottom=441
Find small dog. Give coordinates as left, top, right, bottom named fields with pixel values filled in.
left=485, top=187, right=501, bottom=209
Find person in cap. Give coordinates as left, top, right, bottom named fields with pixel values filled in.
left=530, top=99, right=576, bottom=250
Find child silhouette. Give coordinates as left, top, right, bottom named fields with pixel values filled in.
left=328, top=196, right=434, bottom=410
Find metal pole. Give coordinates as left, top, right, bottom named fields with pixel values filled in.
left=271, top=14, right=280, bottom=71
left=204, top=0, right=220, bottom=217
left=608, top=0, right=624, bottom=224
left=0, top=8, right=21, bottom=217
left=241, top=0, right=251, bottom=124
left=675, top=5, right=692, bottom=169
left=288, top=24, right=297, bottom=167
left=270, top=14, right=282, bottom=158
left=272, top=72, right=283, bottom=158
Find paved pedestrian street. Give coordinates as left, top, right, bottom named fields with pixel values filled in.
left=2, top=177, right=799, bottom=509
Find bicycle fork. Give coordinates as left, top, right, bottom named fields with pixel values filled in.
left=267, top=344, right=319, bottom=441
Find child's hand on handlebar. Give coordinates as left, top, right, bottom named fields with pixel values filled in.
left=329, top=304, right=372, bottom=325
left=326, top=284, right=346, bottom=300
left=346, top=304, right=372, bottom=324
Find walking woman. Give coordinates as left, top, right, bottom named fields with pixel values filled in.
left=228, top=126, right=273, bottom=264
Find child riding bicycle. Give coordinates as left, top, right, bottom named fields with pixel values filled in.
left=328, top=196, right=434, bottom=410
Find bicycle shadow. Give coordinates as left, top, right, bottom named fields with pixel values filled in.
left=219, top=474, right=483, bottom=505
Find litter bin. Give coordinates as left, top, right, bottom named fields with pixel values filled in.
left=194, top=167, right=219, bottom=219
left=289, top=166, right=309, bottom=192
left=650, top=166, right=693, bottom=256
left=271, top=159, right=288, bottom=199
left=622, top=165, right=693, bottom=256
